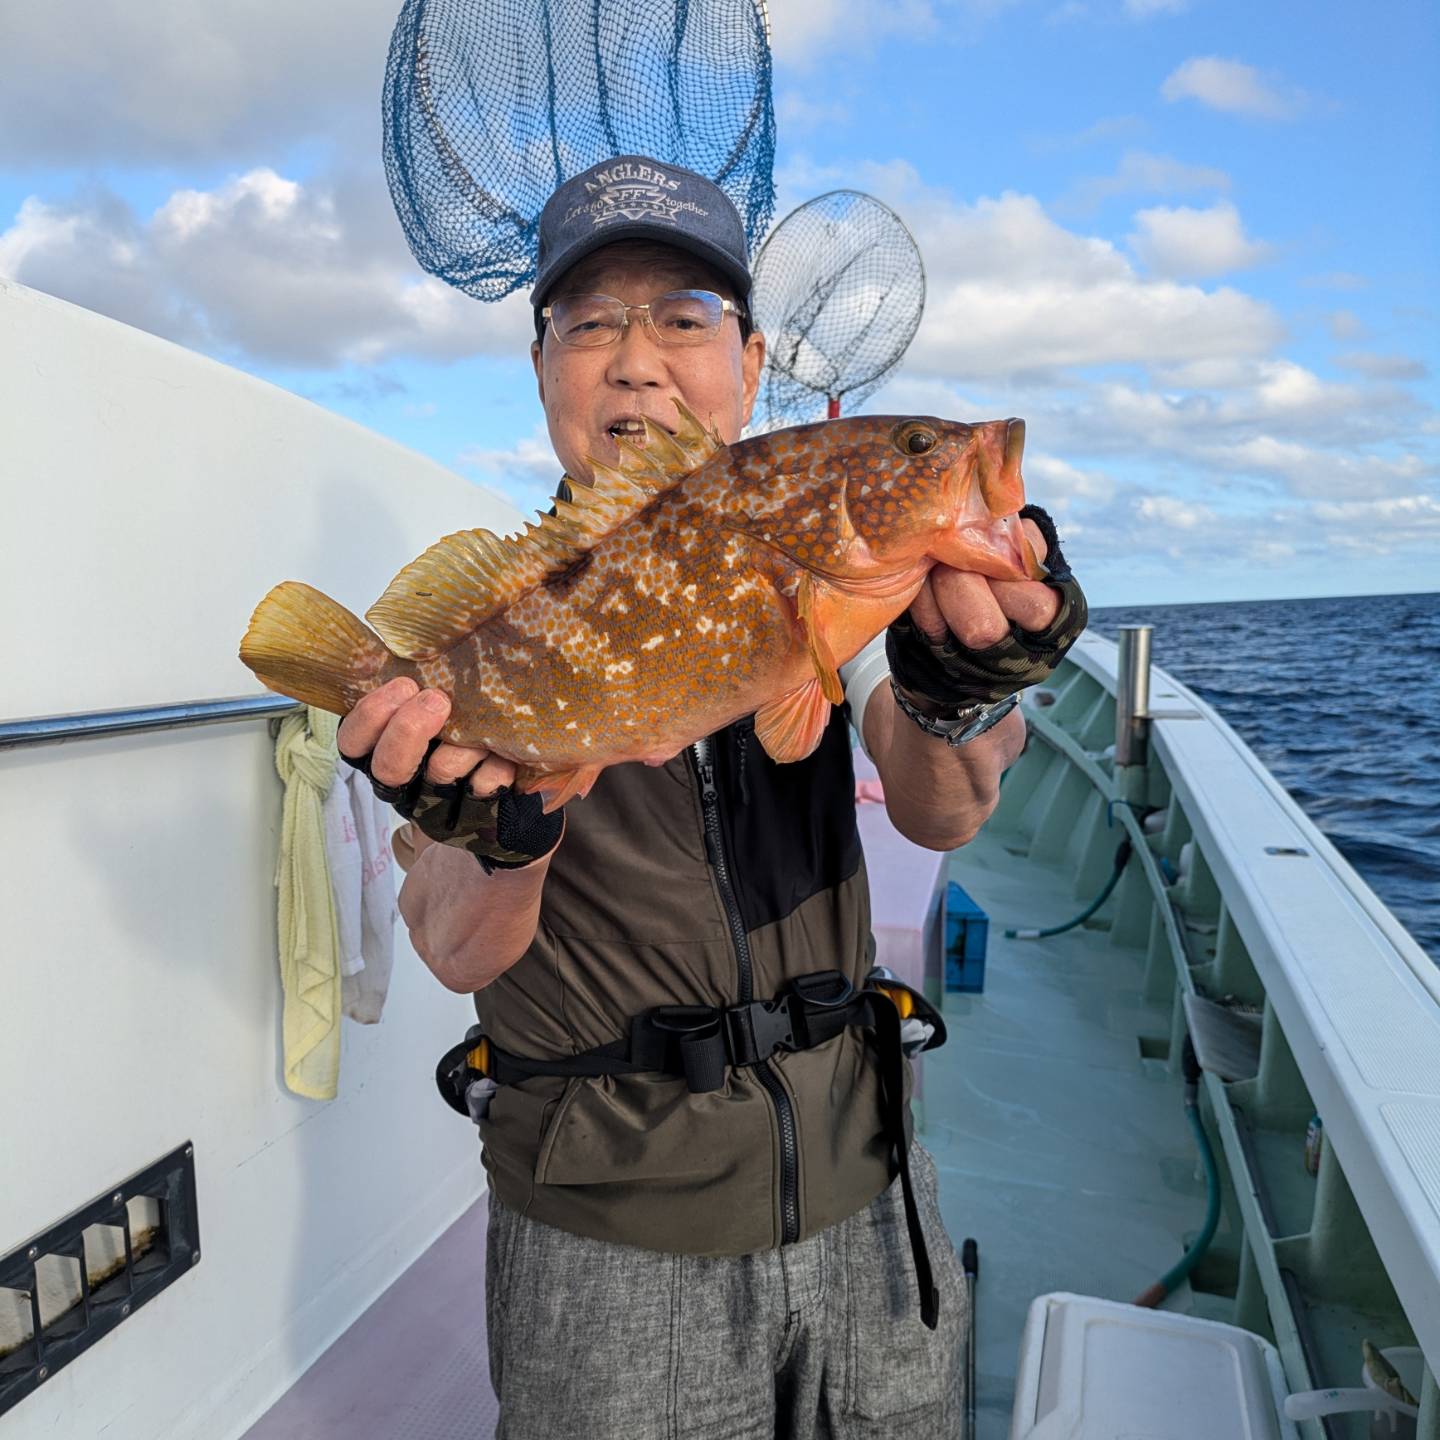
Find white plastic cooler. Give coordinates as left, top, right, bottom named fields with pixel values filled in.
left=1009, top=1293, right=1299, bottom=1440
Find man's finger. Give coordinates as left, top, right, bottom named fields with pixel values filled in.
left=426, top=741, right=491, bottom=785
left=906, top=574, right=949, bottom=642
left=987, top=517, right=1062, bottom=631
left=931, top=567, right=1009, bottom=649
left=988, top=577, right=1062, bottom=632
left=337, top=676, right=420, bottom=760
left=369, top=688, right=452, bottom=788
left=1021, top=517, right=1048, bottom=567
left=470, top=754, right=518, bottom=797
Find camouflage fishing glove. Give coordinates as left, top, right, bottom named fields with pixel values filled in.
left=887, top=504, right=1088, bottom=711
left=341, top=744, right=563, bottom=873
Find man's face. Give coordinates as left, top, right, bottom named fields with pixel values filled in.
left=531, top=243, right=766, bottom=484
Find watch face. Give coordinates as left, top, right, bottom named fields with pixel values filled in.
left=947, top=694, right=1018, bottom=747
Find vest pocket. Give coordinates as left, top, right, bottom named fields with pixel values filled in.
left=532, top=1070, right=780, bottom=1254
left=535, top=1070, right=768, bottom=1184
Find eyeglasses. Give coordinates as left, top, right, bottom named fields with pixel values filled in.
left=541, top=290, right=745, bottom=348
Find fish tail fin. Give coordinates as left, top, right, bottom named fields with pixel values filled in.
left=240, top=581, right=393, bottom=716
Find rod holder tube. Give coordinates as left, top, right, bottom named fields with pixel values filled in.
left=1114, top=624, right=1152, bottom=767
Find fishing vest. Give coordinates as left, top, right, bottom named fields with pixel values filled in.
left=468, top=705, right=910, bottom=1255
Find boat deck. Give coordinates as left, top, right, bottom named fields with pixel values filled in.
left=243, top=819, right=1212, bottom=1440
left=932, top=827, right=1212, bottom=1438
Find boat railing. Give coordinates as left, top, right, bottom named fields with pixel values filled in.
left=0, top=696, right=302, bottom=751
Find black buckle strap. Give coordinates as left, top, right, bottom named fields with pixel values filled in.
left=725, top=994, right=797, bottom=1067
left=863, top=990, right=941, bottom=1331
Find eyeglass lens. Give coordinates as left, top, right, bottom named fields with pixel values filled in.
left=549, top=290, right=727, bottom=346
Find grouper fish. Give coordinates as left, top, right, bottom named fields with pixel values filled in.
left=239, top=404, right=1043, bottom=811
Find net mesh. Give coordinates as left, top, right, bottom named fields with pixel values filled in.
left=383, top=0, right=776, bottom=301
left=749, top=190, right=926, bottom=429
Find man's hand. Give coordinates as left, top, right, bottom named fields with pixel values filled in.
left=338, top=676, right=514, bottom=796
left=888, top=503, right=1088, bottom=713
left=338, top=678, right=563, bottom=873
left=908, top=516, right=1060, bottom=649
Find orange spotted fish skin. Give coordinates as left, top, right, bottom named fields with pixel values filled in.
left=239, top=408, right=1039, bottom=810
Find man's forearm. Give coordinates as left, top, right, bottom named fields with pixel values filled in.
left=863, top=685, right=1026, bottom=851
left=397, top=837, right=552, bottom=993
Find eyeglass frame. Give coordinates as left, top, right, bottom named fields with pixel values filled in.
left=539, top=289, right=749, bottom=348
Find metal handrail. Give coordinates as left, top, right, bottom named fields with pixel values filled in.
left=0, top=695, right=303, bottom=751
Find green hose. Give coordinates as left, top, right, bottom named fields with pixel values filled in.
left=1004, top=838, right=1132, bottom=939
left=1135, top=1044, right=1223, bottom=1307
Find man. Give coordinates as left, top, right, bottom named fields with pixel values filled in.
left=338, top=156, right=1086, bottom=1438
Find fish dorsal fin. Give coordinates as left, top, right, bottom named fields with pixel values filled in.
left=365, top=400, right=723, bottom=660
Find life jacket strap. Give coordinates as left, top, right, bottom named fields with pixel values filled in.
left=435, top=968, right=946, bottom=1330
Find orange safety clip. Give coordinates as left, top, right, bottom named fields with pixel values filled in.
left=876, top=984, right=915, bottom=1020
left=467, top=1037, right=492, bottom=1077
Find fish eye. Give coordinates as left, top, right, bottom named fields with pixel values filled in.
left=893, top=422, right=938, bottom=456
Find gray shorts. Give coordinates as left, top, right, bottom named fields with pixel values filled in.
left=484, top=1144, right=968, bottom=1439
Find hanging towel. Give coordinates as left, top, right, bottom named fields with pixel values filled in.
left=323, top=762, right=399, bottom=1024
left=274, top=706, right=342, bottom=1100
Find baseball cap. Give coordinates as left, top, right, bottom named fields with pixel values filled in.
left=531, top=155, right=753, bottom=308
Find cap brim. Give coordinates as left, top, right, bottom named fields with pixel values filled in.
left=532, top=223, right=752, bottom=309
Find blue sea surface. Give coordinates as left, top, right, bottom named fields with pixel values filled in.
left=1090, top=592, right=1440, bottom=966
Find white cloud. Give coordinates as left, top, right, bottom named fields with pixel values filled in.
left=456, top=424, right=562, bottom=517
left=1060, top=149, right=1230, bottom=214
left=1308, top=494, right=1440, bottom=552
left=884, top=188, right=1281, bottom=378
left=0, top=0, right=396, bottom=167
left=1327, top=309, right=1370, bottom=342
left=776, top=92, right=851, bottom=134
left=1032, top=115, right=1146, bottom=153
left=1311, top=494, right=1440, bottom=526
left=1334, top=352, right=1428, bottom=382
left=1128, top=200, right=1272, bottom=278
left=766, top=0, right=938, bottom=65
left=1205, top=439, right=1435, bottom=500
left=1124, top=0, right=1187, bottom=15
left=1138, top=493, right=1213, bottom=528
left=0, top=169, right=534, bottom=368
left=1026, top=453, right=1117, bottom=504
left=1071, top=361, right=1413, bottom=457
left=1161, top=57, right=1303, bottom=120
left=1301, top=271, right=1369, bottom=292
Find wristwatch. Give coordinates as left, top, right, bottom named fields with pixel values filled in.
left=889, top=679, right=1020, bottom=749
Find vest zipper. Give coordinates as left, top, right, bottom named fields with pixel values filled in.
left=692, top=738, right=801, bottom=1244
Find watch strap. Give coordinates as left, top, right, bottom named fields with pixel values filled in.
left=890, top=681, right=1019, bottom=747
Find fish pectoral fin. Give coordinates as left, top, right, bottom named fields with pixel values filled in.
left=753, top=679, right=835, bottom=764
left=520, top=762, right=604, bottom=814
left=796, top=573, right=844, bottom=705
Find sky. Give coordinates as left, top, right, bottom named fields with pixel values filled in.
left=1, top=0, right=1436, bottom=607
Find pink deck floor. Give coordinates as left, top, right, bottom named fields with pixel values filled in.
left=241, top=1198, right=498, bottom=1440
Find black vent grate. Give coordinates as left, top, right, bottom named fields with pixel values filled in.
left=0, top=1142, right=200, bottom=1417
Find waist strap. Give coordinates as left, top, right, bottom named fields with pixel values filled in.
left=437, top=969, right=947, bottom=1330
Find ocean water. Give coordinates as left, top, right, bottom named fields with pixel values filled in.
left=1090, top=592, right=1440, bottom=966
